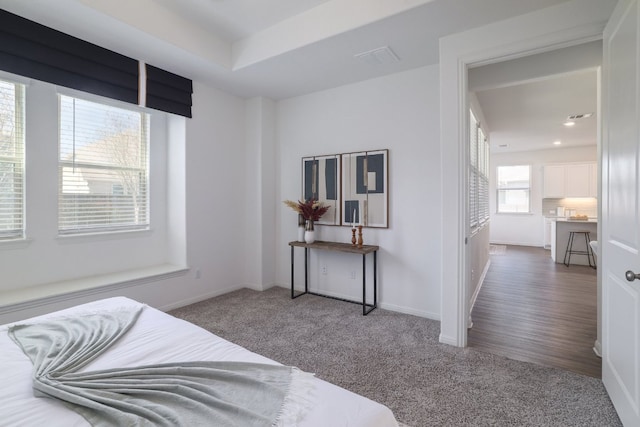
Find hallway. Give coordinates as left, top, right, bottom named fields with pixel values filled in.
left=468, top=245, right=600, bottom=377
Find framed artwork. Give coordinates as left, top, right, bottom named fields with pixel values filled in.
left=341, top=149, right=388, bottom=228
left=301, top=154, right=341, bottom=225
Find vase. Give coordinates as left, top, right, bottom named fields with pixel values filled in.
left=297, top=214, right=306, bottom=242
left=304, top=219, right=315, bottom=244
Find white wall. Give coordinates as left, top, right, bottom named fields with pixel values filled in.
left=182, top=82, right=248, bottom=298
left=275, top=65, right=441, bottom=319
left=244, top=97, right=277, bottom=290
left=489, top=146, right=597, bottom=246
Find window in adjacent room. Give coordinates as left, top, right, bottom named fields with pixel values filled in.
left=496, top=165, right=531, bottom=213
left=0, top=79, right=25, bottom=240
left=58, top=95, right=150, bottom=235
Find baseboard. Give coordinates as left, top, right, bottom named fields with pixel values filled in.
left=159, top=284, right=246, bottom=312
left=468, top=259, right=491, bottom=328
left=439, top=333, right=460, bottom=346
left=490, top=241, right=543, bottom=247
left=379, top=302, right=439, bottom=320
left=273, top=284, right=440, bottom=320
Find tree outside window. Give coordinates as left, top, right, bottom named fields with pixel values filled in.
left=58, top=95, right=149, bottom=234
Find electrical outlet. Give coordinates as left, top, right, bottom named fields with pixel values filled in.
left=350, top=271, right=356, bottom=280
left=321, top=265, right=327, bottom=275
left=195, top=268, right=201, bottom=279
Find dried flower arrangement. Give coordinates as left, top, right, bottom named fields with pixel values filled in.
left=283, top=198, right=330, bottom=221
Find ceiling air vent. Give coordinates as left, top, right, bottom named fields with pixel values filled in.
left=354, top=46, right=400, bottom=65
left=567, top=113, right=594, bottom=120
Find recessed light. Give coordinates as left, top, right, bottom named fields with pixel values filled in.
left=553, top=140, right=562, bottom=145
left=563, top=121, right=576, bottom=127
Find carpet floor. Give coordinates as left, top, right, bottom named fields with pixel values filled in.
left=169, top=287, right=621, bottom=427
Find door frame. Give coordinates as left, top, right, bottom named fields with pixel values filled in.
left=439, top=3, right=608, bottom=347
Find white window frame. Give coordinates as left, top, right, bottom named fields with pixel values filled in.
left=496, top=164, right=531, bottom=214
left=58, top=93, right=150, bottom=235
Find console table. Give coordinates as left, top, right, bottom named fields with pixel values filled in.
left=288, top=240, right=379, bottom=315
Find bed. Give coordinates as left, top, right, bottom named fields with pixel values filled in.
left=0, top=296, right=399, bottom=426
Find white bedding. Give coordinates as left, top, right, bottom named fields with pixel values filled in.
left=0, top=297, right=399, bottom=427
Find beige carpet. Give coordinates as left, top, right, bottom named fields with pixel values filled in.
left=170, top=287, right=620, bottom=426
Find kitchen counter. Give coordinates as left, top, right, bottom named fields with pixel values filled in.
left=554, top=218, right=598, bottom=223
left=550, top=219, right=597, bottom=265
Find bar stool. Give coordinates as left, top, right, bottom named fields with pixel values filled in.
left=563, top=231, right=596, bottom=268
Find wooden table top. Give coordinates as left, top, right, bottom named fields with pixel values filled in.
left=288, top=240, right=379, bottom=254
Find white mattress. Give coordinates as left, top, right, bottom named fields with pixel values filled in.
left=0, top=297, right=398, bottom=427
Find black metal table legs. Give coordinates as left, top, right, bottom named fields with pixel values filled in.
left=290, top=246, right=377, bottom=315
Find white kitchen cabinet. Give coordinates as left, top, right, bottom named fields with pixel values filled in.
left=543, top=162, right=597, bottom=198
left=543, top=165, right=566, bottom=198
left=589, top=163, right=598, bottom=198
left=565, top=164, right=591, bottom=197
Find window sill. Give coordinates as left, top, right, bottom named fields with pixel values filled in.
left=494, top=212, right=534, bottom=216
left=0, top=238, right=33, bottom=250
left=0, top=263, right=188, bottom=315
left=56, top=228, right=153, bottom=244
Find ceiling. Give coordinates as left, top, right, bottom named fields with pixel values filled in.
left=470, top=39, right=604, bottom=154
left=0, top=0, right=581, bottom=100
left=0, top=0, right=617, bottom=154
left=152, top=0, right=332, bottom=42
left=475, top=70, right=598, bottom=154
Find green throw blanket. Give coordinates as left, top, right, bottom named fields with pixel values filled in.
left=9, top=306, right=314, bottom=426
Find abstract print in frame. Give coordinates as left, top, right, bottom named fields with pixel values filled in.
left=301, top=154, right=341, bottom=225
left=342, top=149, right=388, bottom=228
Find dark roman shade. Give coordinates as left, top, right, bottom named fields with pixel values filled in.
left=0, top=9, right=138, bottom=104
left=0, top=9, right=192, bottom=118
left=146, top=64, right=193, bottom=119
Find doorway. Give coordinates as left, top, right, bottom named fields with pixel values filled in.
left=464, top=50, right=601, bottom=377
left=438, top=12, right=606, bottom=349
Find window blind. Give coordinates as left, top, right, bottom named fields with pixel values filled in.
left=0, top=79, right=25, bottom=239
left=469, top=111, right=490, bottom=230
left=469, top=111, right=479, bottom=228
left=478, top=128, right=489, bottom=223
left=58, top=95, right=149, bottom=234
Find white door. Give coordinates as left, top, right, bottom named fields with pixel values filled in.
left=602, top=0, right=640, bottom=425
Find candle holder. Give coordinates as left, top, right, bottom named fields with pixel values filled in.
left=351, top=227, right=357, bottom=246
left=357, top=225, right=363, bottom=248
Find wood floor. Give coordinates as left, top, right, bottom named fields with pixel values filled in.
left=468, top=244, right=601, bottom=378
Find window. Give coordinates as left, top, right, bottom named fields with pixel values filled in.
left=497, top=165, right=531, bottom=213
left=469, top=110, right=489, bottom=229
left=58, top=95, right=149, bottom=234
left=0, top=79, right=25, bottom=240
